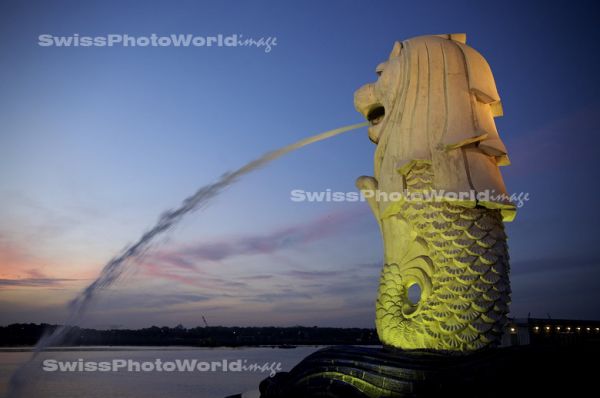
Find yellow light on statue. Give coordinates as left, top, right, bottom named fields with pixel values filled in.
left=356, top=34, right=514, bottom=352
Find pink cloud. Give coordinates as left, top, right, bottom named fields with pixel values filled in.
left=138, top=206, right=368, bottom=286
left=0, top=234, right=84, bottom=288
left=159, top=206, right=367, bottom=264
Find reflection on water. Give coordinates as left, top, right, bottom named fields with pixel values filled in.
left=0, top=346, right=322, bottom=398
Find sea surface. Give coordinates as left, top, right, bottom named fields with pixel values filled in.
left=0, top=346, right=323, bottom=398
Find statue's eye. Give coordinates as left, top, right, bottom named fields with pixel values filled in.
left=375, top=62, right=387, bottom=76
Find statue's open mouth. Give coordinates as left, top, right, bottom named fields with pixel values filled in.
left=367, top=105, right=385, bottom=126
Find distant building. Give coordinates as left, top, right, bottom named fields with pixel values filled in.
left=502, top=318, right=600, bottom=346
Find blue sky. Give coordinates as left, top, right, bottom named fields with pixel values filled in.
left=1, top=0, right=599, bottom=328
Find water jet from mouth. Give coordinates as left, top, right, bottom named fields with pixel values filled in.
left=6, top=121, right=368, bottom=398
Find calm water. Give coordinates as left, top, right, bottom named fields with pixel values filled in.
left=0, top=346, right=323, bottom=398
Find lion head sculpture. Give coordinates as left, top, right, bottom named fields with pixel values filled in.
left=355, top=33, right=515, bottom=222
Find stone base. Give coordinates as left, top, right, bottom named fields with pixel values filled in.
left=228, top=344, right=599, bottom=397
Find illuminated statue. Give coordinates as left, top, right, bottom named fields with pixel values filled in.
left=253, top=34, right=531, bottom=398
left=355, top=33, right=515, bottom=350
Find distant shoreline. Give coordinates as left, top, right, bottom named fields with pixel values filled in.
left=0, top=324, right=381, bottom=348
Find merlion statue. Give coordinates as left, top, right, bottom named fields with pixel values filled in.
left=250, top=34, right=572, bottom=398
left=354, top=33, right=515, bottom=351
left=253, top=35, right=577, bottom=398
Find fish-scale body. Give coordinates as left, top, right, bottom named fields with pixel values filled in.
left=375, top=162, right=511, bottom=350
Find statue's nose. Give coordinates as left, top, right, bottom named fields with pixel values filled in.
left=354, top=83, right=377, bottom=118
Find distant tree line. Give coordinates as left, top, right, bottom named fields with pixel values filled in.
left=0, top=323, right=380, bottom=347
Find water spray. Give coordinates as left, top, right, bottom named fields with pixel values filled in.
left=6, top=121, right=367, bottom=397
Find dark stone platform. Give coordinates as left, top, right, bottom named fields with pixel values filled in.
left=228, top=343, right=599, bottom=397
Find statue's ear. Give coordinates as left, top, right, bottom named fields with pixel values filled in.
left=389, top=41, right=402, bottom=59
left=434, top=33, right=467, bottom=43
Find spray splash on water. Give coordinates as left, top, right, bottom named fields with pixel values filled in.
left=7, top=121, right=367, bottom=397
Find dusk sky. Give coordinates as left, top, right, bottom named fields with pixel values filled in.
left=1, top=0, right=599, bottom=329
